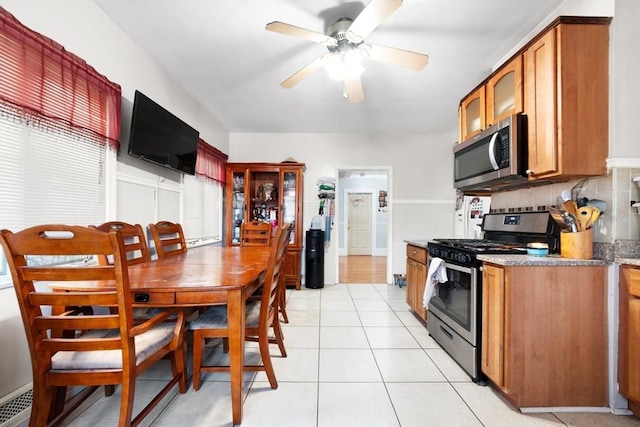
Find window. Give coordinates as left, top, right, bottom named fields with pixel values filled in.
left=183, top=174, right=222, bottom=242
left=0, top=107, right=109, bottom=288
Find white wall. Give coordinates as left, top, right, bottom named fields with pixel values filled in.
left=0, top=0, right=230, bottom=401
left=229, top=132, right=458, bottom=282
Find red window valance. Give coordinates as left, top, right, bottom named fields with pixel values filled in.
left=196, top=139, right=228, bottom=183
left=0, top=6, right=121, bottom=150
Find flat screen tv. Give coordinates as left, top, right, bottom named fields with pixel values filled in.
left=128, top=90, right=199, bottom=175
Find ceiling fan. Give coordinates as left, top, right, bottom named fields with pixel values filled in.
left=266, top=0, right=429, bottom=103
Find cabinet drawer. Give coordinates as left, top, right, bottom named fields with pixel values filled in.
left=406, top=245, right=427, bottom=264
left=629, top=267, right=640, bottom=297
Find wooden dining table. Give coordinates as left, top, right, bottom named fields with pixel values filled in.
left=50, top=244, right=271, bottom=425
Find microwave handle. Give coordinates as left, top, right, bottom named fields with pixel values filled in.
left=488, top=132, right=500, bottom=170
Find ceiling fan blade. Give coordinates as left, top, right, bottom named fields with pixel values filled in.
left=266, top=21, right=337, bottom=46
left=344, top=74, right=364, bottom=103
left=347, top=0, right=403, bottom=40
left=365, top=44, right=429, bottom=71
left=281, top=54, right=330, bottom=89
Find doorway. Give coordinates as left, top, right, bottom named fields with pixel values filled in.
left=335, top=167, right=391, bottom=284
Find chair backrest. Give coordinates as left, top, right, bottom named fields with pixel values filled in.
left=90, top=221, right=150, bottom=265
left=240, top=221, right=272, bottom=247
left=260, top=223, right=292, bottom=325
left=0, top=225, right=137, bottom=381
left=148, top=221, right=187, bottom=258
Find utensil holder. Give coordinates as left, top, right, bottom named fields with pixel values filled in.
left=560, top=228, right=593, bottom=259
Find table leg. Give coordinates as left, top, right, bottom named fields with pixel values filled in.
left=227, top=289, right=245, bottom=425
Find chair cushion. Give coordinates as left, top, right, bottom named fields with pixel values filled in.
left=190, top=301, right=261, bottom=330
left=51, top=322, right=176, bottom=370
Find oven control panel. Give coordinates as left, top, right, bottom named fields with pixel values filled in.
left=428, top=245, right=473, bottom=265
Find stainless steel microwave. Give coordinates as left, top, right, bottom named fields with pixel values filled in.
left=453, top=113, right=527, bottom=191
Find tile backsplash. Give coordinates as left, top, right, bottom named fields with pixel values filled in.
left=490, top=167, right=640, bottom=243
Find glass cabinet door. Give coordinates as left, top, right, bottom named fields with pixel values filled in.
left=459, top=86, right=485, bottom=142
left=486, top=55, right=522, bottom=125
left=249, top=170, right=279, bottom=225
left=282, top=170, right=298, bottom=244
left=230, top=171, right=245, bottom=244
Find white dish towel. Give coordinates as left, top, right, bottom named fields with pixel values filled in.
left=423, top=257, right=448, bottom=309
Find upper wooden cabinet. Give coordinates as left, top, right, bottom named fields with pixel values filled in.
left=459, top=55, right=523, bottom=142
left=524, top=17, right=610, bottom=180
left=224, top=162, right=304, bottom=289
left=459, top=86, right=485, bottom=142
left=486, top=56, right=523, bottom=126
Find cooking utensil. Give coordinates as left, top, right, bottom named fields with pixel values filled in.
left=562, top=211, right=579, bottom=232
left=587, top=207, right=601, bottom=228
left=562, top=200, right=579, bottom=223
left=577, top=206, right=594, bottom=231
left=571, top=178, right=588, bottom=201
left=549, top=206, right=570, bottom=230
left=586, top=199, right=608, bottom=214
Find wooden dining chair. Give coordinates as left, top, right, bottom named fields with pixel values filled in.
left=240, top=221, right=273, bottom=247
left=0, top=225, right=187, bottom=427
left=190, top=223, right=292, bottom=391
left=148, top=220, right=187, bottom=258
left=90, top=221, right=150, bottom=265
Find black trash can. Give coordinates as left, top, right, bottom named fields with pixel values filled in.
left=305, top=229, right=324, bottom=288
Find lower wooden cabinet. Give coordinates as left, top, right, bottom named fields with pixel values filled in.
left=481, top=263, right=607, bottom=407
left=619, top=265, right=640, bottom=417
left=405, top=244, right=427, bottom=321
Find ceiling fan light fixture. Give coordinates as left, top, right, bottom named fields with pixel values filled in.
left=324, top=49, right=364, bottom=80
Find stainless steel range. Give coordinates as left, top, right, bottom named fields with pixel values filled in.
left=426, top=211, right=559, bottom=382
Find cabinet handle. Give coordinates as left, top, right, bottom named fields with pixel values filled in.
left=412, top=250, right=417, bottom=254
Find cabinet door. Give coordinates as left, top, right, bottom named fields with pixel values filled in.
left=281, top=168, right=301, bottom=246
left=524, top=28, right=558, bottom=178
left=482, top=264, right=505, bottom=387
left=459, top=86, right=485, bottom=142
left=486, top=55, right=523, bottom=126
left=406, top=257, right=427, bottom=321
left=629, top=298, right=640, bottom=402
left=226, top=168, right=247, bottom=246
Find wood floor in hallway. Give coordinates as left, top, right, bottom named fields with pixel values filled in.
left=339, top=255, right=387, bottom=284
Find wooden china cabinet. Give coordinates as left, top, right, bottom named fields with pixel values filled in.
left=224, top=162, right=304, bottom=289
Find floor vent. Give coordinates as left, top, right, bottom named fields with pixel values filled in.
left=0, top=390, right=32, bottom=426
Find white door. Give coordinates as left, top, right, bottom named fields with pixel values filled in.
left=347, top=192, right=372, bottom=255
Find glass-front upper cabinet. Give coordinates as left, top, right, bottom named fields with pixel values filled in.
left=486, top=55, right=523, bottom=126
left=459, top=86, right=485, bottom=142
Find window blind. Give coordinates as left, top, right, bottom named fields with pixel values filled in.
left=0, top=106, right=107, bottom=232
left=183, top=174, right=222, bottom=241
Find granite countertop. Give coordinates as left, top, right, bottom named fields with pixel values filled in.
left=477, top=254, right=610, bottom=266
left=404, top=240, right=430, bottom=249
left=617, top=258, right=640, bottom=267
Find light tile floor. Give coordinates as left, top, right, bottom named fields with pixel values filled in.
left=61, top=283, right=639, bottom=427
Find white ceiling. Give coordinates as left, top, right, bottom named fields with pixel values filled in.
left=93, top=0, right=564, bottom=135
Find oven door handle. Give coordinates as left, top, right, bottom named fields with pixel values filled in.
left=440, top=261, right=473, bottom=275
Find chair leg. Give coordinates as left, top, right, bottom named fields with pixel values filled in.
left=272, top=317, right=287, bottom=358
left=118, top=376, right=135, bottom=427
left=278, top=284, right=288, bottom=323
left=171, top=338, right=188, bottom=393
left=192, top=330, right=203, bottom=391
left=259, top=331, right=278, bottom=389
left=33, top=384, right=54, bottom=427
